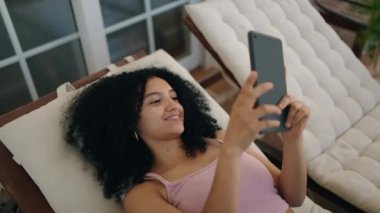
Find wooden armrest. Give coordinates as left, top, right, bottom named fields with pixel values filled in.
left=312, top=0, right=368, bottom=31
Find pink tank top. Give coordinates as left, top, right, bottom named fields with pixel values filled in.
left=144, top=151, right=289, bottom=212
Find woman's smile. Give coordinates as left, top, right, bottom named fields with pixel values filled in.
left=164, top=113, right=182, bottom=121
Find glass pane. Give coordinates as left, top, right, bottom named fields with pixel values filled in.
left=5, top=0, right=77, bottom=51
left=27, top=40, right=87, bottom=97
left=100, top=0, right=145, bottom=27
left=153, top=6, right=189, bottom=59
left=107, top=21, right=149, bottom=62
left=0, top=17, right=15, bottom=60
left=0, top=63, right=32, bottom=115
left=151, top=0, right=177, bottom=9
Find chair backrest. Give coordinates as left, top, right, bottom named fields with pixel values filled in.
left=185, top=0, right=380, bottom=162
left=0, top=50, right=232, bottom=213
left=0, top=51, right=145, bottom=213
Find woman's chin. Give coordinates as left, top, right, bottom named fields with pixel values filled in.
left=165, top=127, right=185, bottom=138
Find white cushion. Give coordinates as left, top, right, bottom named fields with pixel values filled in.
left=0, top=50, right=236, bottom=212
left=186, top=0, right=380, bottom=212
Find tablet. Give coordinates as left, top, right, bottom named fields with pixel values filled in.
left=248, top=31, right=289, bottom=133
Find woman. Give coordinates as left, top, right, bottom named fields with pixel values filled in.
left=64, top=67, right=309, bottom=213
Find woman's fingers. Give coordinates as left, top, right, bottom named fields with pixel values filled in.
left=252, top=82, right=273, bottom=105
left=286, top=102, right=310, bottom=127
left=234, top=72, right=257, bottom=107
left=299, top=115, right=309, bottom=127
left=238, top=71, right=273, bottom=108
left=241, top=71, right=258, bottom=91
left=278, top=95, right=294, bottom=110
left=279, top=95, right=311, bottom=128
left=254, top=104, right=281, bottom=118
left=293, top=105, right=310, bottom=125
left=258, top=119, right=280, bottom=130
left=286, top=101, right=303, bottom=127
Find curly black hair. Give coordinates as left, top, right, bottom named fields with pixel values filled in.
left=63, top=67, right=221, bottom=201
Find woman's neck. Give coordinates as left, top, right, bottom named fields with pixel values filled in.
left=145, top=137, right=191, bottom=173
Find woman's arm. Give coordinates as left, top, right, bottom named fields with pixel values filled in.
left=277, top=96, right=309, bottom=206
left=246, top=143, right=306, bottom=207
left=216, top=95, right=309, bottom=207
left=245, top=138, right=306, bottom=207
left=203, top=72, right=282, bottom=213
left=278, top=135, right=306, bottom=206
left=202, top=146, right=242, bottom=213
left=216, top=129, right=281, bottom=189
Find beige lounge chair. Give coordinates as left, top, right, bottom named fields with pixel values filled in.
left=185, top=0, right=380, bottom=212
left=0, top=49, right=327, bottom=212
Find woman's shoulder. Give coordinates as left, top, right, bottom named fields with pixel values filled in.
left=124, top=180, right=167, bottom=204
left=123, top=180, right=180, bottom=212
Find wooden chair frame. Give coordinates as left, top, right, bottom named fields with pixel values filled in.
left=0, top=51, right=146, bottom=213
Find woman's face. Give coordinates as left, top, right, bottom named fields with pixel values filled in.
left=137, top=77, right=184, bottom=141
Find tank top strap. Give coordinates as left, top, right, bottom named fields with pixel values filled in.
left=144, top=172, right=172, bottom=186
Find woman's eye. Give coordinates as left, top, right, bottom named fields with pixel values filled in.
left=149, top=100, right=161, bottom=104
left=171, top=96, right=178, bottom=100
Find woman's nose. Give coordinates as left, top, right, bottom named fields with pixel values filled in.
left=165, top=98, right=177, bottom=111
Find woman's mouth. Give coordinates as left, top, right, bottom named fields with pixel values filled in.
left=165, top=114, right=181, bottom=121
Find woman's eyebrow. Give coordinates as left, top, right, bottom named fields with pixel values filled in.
left=144, top=89, right=175, bottom=98
left=144, top=92, right=161, bottom=99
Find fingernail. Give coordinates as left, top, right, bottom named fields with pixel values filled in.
left=286, top=122, right=291, bottom=127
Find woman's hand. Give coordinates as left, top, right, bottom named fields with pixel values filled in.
left=278, top=95, right=310, bottom=143
left=223, top=71, right=282, bottom=154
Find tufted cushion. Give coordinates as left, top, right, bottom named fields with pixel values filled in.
left=0, top=50, right=232, bottom=212
left=186, top=0, right=380, bottom=211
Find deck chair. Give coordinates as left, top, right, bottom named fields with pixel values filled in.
left=0, top=50, right=325, bottom=212
left=184, top=0, right=380, bottom=212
